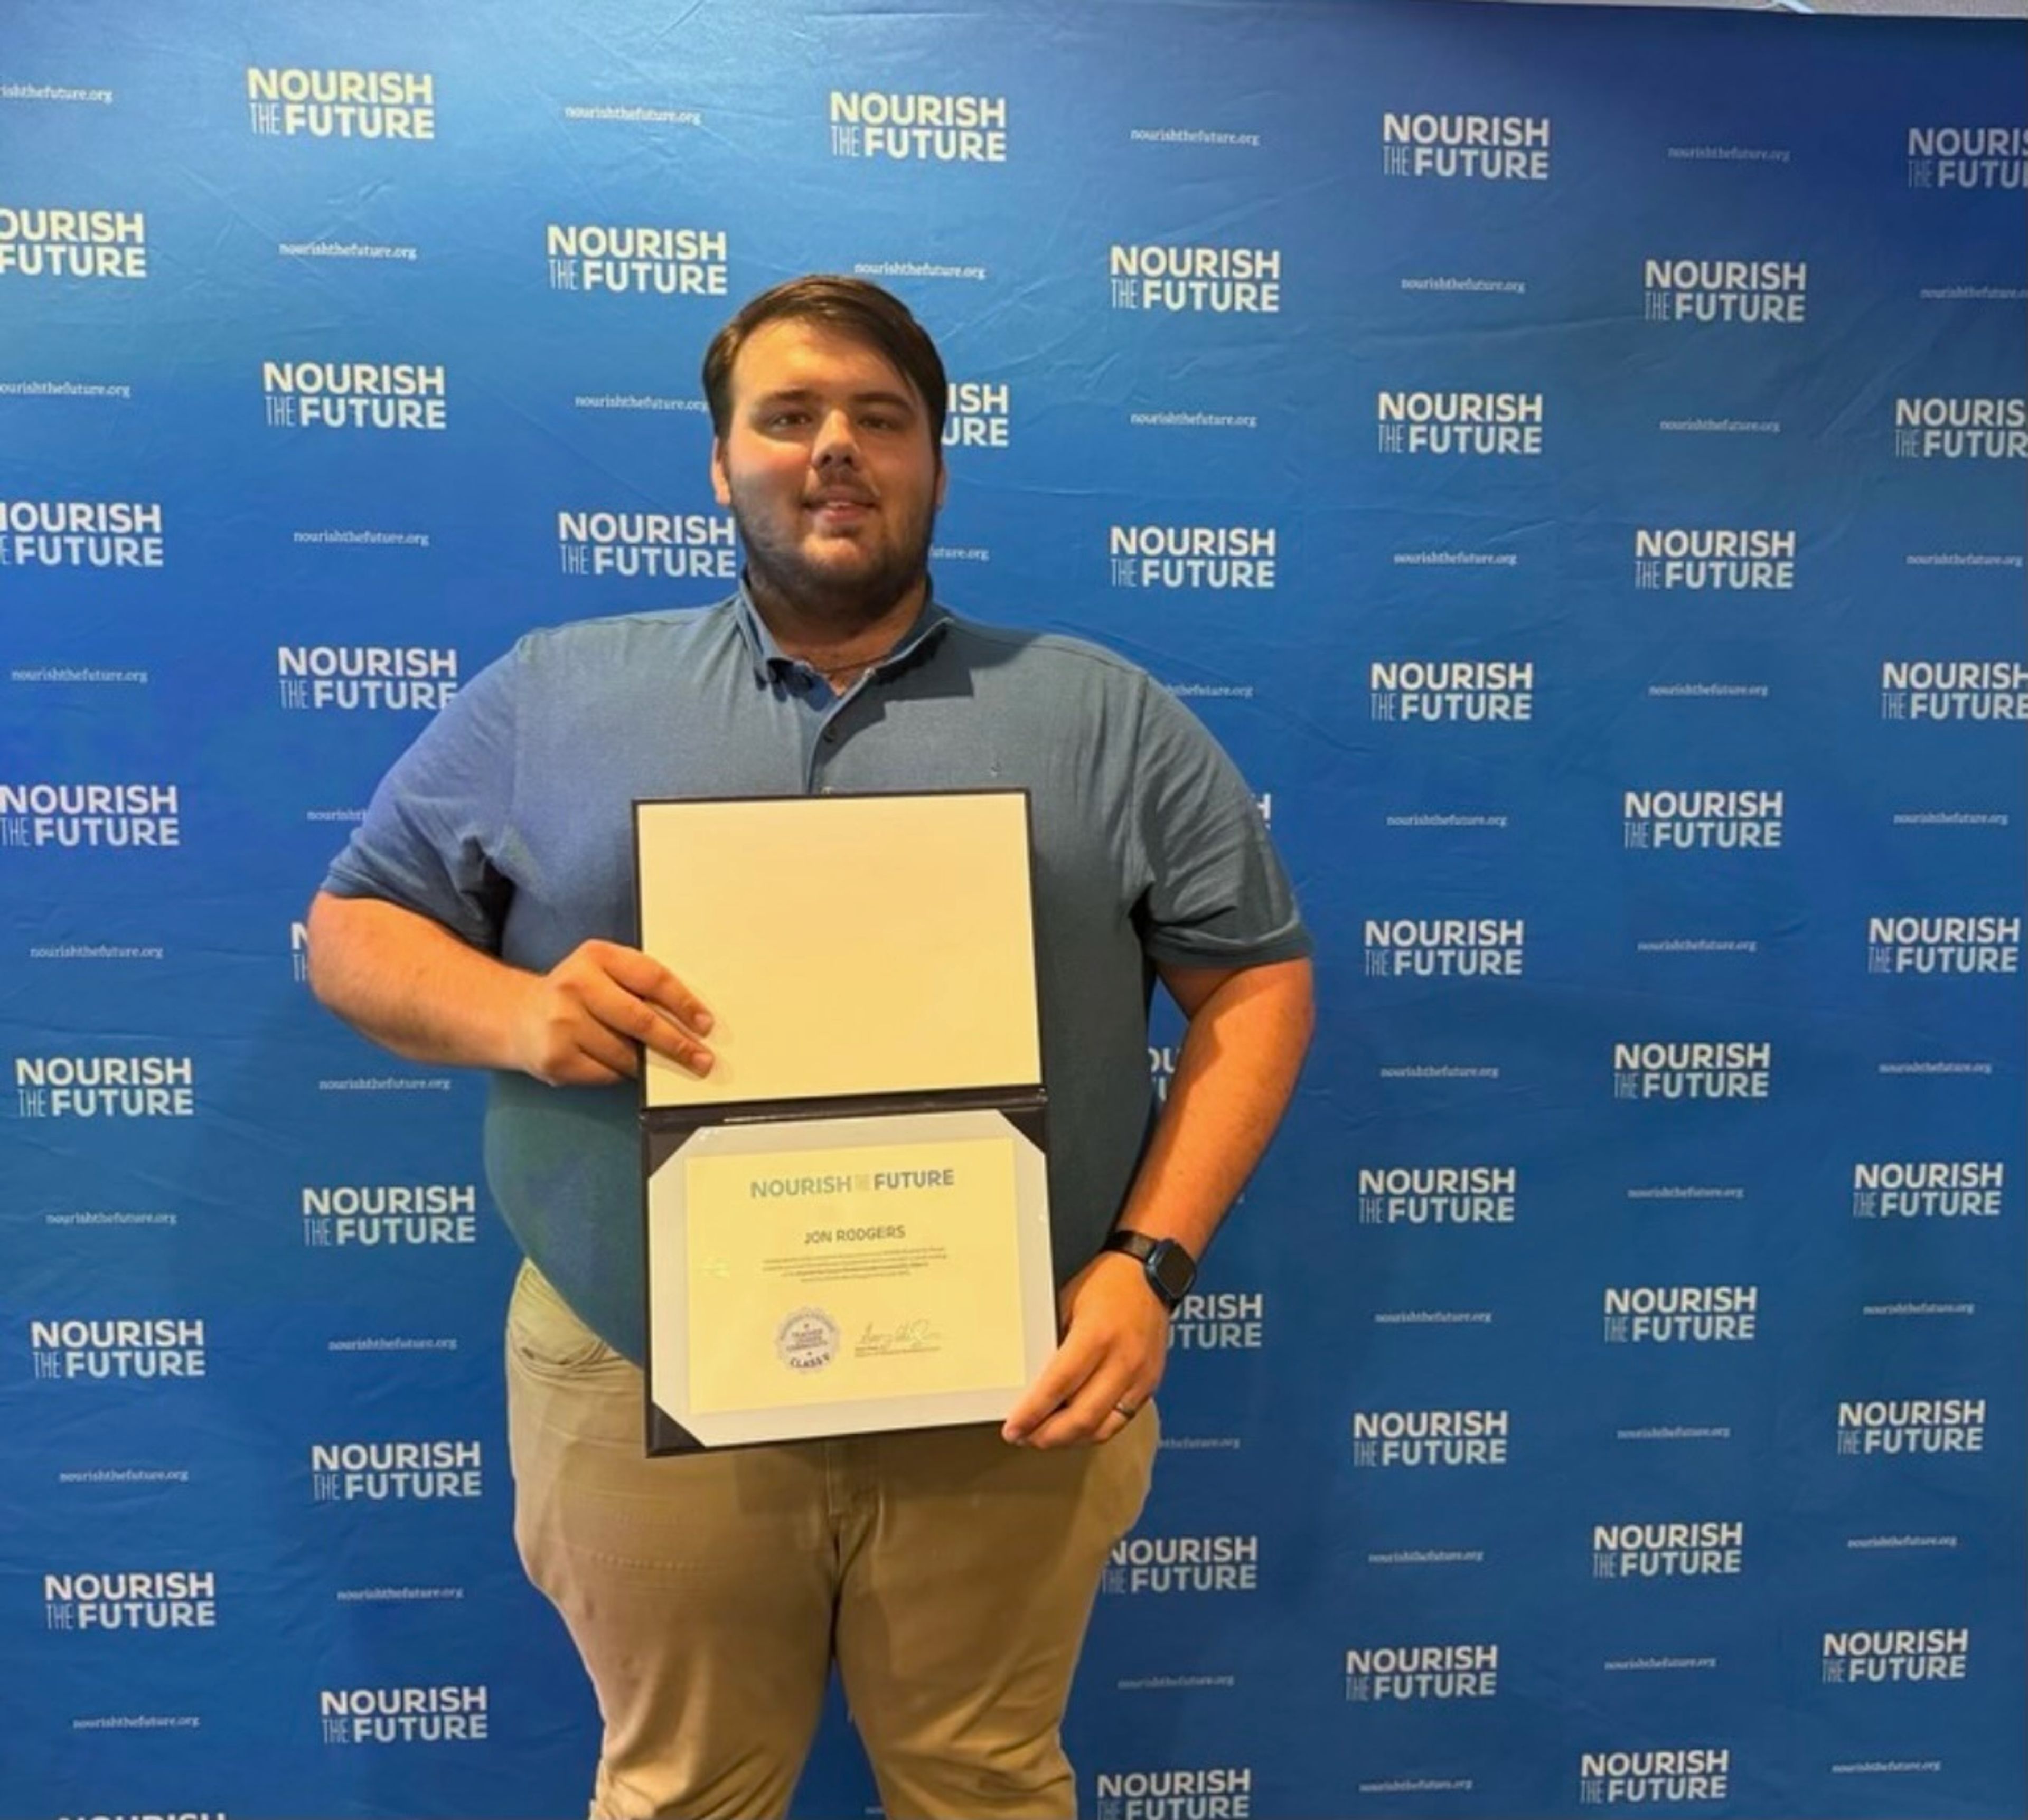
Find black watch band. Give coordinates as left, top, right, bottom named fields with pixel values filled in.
left=1100, top=1231, right=1197, bottom=1312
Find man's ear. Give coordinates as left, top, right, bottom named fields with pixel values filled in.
left=709, top=438, right=731, bottom=507
left=934, top=452, right=949, bottom=510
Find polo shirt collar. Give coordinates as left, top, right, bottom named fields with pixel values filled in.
left=733, top=579, right=953, bottom=685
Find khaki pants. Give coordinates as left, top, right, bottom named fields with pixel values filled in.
left=505, top=1260, right=1157, bottom=1820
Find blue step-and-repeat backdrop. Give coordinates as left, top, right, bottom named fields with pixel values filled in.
left=3, top=2, right=2023, bottom=1816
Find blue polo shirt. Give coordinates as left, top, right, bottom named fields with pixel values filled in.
left=324, top=590, right=1309, bottom=1361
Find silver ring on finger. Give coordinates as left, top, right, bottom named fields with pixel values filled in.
left=1113, top=1401, right=1140, bottom=1423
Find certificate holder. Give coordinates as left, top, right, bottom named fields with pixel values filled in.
left=633, top=790, right=1055, bottom=1453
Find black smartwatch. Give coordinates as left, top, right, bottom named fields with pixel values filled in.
left=1099, top=1231, right=1197, bottom=1313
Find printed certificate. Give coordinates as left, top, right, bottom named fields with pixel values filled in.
left=645, top=1108, right=1056, bottom=1448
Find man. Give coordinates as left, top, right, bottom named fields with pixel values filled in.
left=307, top=276, right=1311, bottom=1820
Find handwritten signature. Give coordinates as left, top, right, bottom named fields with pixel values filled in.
left=856, top=1318, right=942, bottom=1355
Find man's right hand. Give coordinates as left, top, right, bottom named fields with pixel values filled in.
left=304, top=893, right=716, bottom=1085
left=509, top=939, right=715, bottom=1086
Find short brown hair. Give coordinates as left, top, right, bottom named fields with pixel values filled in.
left=701, top=275, right=949, bottom=451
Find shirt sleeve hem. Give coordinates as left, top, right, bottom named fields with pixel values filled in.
left=317, top=860, right=497, bottom=951
left=1142, top=928, right=1314, bottom=971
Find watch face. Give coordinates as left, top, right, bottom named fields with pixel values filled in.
left=1149, top=1241, right=1196, bottom=1303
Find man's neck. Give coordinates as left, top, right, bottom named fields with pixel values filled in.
left=748, top=571, right=930, bottom=680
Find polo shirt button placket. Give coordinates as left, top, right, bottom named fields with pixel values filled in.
left=813, top=716, right=841, bottom=795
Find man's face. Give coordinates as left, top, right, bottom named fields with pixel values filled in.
left=711, top=317, right=946, bottom=619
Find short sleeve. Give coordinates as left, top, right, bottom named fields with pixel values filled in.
left=1129, top=676, right=1311, bottom=970
left=319, top=640, right=522, bottom=950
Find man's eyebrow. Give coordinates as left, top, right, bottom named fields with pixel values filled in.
left=749, top=385, right=917, bottom=411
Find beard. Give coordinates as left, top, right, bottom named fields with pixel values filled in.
left=727, top=478, right=937, bottom=630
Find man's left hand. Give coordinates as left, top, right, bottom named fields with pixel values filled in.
left=1001, top=1250, right=1169, bottom=1449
